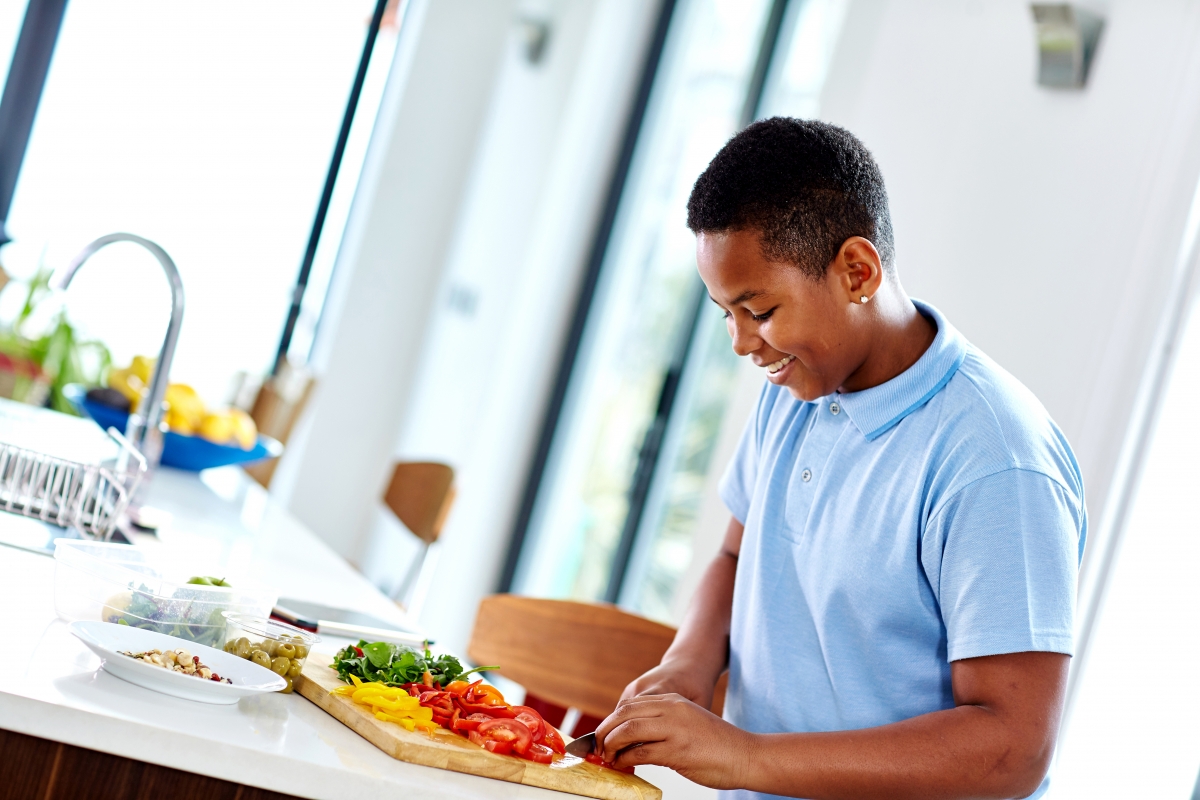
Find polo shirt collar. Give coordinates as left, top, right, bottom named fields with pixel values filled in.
left=835, top=300, right=966, bottom=441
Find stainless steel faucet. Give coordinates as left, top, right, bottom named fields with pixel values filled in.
left=51, top=233, right=185, bottom=474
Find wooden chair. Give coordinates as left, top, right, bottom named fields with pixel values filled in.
left=468, top=594, right=727, bottom=737
left=383, top=461, right=456, bottom=610
left=243, top=362, right=315, bottom=489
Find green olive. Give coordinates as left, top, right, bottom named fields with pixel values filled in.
left=250, top=649, right=272, bottom=669
left=235, top=640, right=251, bottom=659
left=258, top=639, right=277, bottom=657
left=276, top=643, right=296, bottom=659
left=286, top=659, right=302, bottom=678
left=280, top=676, right=294, bottom=694
left=223, top=640, right=236, bottom=653
left=270, top=656, right=291, bottom=676
left=293, top=643, right=309, bottom=659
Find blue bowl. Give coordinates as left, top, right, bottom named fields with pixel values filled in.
left=63, top=384, right=283, bottom=472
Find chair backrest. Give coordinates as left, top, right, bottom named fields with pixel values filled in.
left=243, top=363, right=315, bottom=489
left=383, top=461, right=455, bottom=544
left=467, top=594, right=678, bottom=720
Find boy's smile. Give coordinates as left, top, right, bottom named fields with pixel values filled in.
left=697, top=228, right=870, bottom=401
left=697, top=228, right=936, bottom=402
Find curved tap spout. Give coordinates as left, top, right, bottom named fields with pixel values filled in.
left=51, top=233, right=185, bottom=472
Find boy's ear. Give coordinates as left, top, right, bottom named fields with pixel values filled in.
left=833, top=237, right=883, bottom=303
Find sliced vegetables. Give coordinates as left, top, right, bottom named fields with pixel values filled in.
left=330, top=646, right=567, bottom=765
left=331, top=676, right=437, bottom=731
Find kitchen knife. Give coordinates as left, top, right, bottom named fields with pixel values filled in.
left=564, top=732, right=597, bottom=758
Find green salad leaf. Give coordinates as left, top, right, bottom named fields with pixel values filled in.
left=332, top=640, right=497, bottom=687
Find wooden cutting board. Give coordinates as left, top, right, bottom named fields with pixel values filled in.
left=295, top=661, right=662, bottom=800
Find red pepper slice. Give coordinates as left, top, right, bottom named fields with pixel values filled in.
left=353, top=646, right=364, bottom=658
left=454, top=697, right=517, bottom=718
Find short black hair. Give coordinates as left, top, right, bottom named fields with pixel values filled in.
left=687, top=117, right=894, bottom=278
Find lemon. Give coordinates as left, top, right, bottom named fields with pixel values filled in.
left=229, top=409, right=258, bottom=450
left=165, top=383, right=206, bottom=430
left=198, top=412, right=235, bottom=445
left=164, top=407, right=195, bottom=435
left=130, top=355, right=156, bottom=384
left=107, top=367, right=146, bottom=412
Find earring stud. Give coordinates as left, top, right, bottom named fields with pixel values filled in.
left=860, top=295, right=869, bottom=304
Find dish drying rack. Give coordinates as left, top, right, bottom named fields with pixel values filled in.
left=0, top=427, right=146, bottom=540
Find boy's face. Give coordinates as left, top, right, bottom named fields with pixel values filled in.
left=697, top=229, right=872, bottom=401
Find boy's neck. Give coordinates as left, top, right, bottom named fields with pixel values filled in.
left=838, top=283, right=937, bottom=394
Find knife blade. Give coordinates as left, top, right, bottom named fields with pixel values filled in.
left=564, top=731, right=597, bottom=758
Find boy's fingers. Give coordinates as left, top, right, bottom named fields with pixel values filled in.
left=597, top=694, right=672, bottom=741
left=600, top=716, right=670, bottom=761
left=612, top=741, right=666, bottom=770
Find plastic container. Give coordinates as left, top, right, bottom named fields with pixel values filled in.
left=221, top=613, right=319, bottom=693
left=54, top=540, right=276, bottom=650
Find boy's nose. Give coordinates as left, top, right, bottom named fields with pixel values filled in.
left=729, top=322, right=760, bottom=357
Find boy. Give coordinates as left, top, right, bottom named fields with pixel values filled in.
left=594, top=118, right=1085, bottom=799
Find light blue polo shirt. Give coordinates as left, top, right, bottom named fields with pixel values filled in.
left=719, top=300, right=1085, bottom=800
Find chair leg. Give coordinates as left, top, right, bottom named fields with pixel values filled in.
left=392, top=541, right=430, bottom=609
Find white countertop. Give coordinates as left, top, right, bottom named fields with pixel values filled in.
left=0, top=466, right=564, bottom=800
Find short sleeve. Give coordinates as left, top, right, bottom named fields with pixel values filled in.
left=718, top=387, right=768, bottom=524
left=922, top=468, right=1085, bottom=662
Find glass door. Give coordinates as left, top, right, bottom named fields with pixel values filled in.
left=508, top=0, right=779, bottom=604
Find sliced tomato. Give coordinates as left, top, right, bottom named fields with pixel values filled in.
left=525, top=743, right=555, bottom=764
left=510, top=706, right=546, bottom=742
left=542, top=725, right=566, bottom=755
left=455, top=697, right=517, bottom=717
left=483, top=739, right=512, bottom=755
left=478, top=718, right=533, bottom=756
left=454, top=712, right=492, bottom=733
left=468, top=730, right=485, bottom=747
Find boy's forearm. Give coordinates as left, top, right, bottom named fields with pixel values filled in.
left=731, top=651, right=1069, bottom=799
left=661, top=548, right=736, bottom=680
left=740, top=705, right=1048, bottom=799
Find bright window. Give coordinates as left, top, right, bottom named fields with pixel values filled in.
left=1052, top=296, right=1200, bottom=797
left=511, top=0, right=775, bottom=605
left=0, top=3, right=26, bottom=93
left=1, top=1, right=396, bottom=404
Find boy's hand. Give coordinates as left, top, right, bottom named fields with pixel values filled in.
left=595, top=693, right=752, bottom=789
left=620, top=658, right=715, bottom=708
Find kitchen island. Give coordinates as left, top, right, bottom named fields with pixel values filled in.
left=0, top=466, right=564, bottom=800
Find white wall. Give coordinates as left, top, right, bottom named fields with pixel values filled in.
left=817, top=0, right=1200, bottom=547
left=270, top=0, right=520, bottom=557
left=357, top=0, right=661, bottom=653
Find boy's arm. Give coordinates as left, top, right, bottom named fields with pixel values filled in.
left=596, top=650, right=1070, bottom=800
left=620, top=517, right=744, bottom=709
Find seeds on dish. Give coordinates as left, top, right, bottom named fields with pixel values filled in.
left=118, top=648, right=231, bottom=683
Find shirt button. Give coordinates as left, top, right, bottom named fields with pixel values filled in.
left=830, top=402, right=841, bottom=415
left=801, top=468, right=812, bottom=482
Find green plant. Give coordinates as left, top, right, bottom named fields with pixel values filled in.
left=0, top=265, right=111, bottom=414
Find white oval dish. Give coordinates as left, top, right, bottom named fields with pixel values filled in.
left=69, top=620, right=286, bottom=704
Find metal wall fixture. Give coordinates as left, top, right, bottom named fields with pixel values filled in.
left=516, top=15, right=551, bottom=65
left=1030, top=4, right=1104, bottom=89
